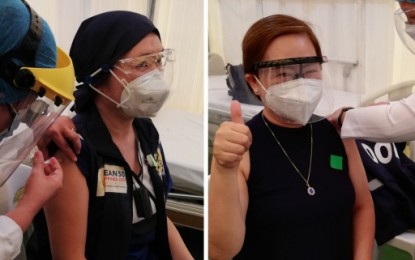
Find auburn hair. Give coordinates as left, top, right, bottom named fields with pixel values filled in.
left=242, top=14, right=322, bottom=75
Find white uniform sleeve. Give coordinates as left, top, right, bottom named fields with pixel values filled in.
left=341, top=93, right=415, bottom=142
left=0, top=215, right=23, bottom=259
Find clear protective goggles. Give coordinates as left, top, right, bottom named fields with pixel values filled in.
left=0, top=47, right=75, bottom=186
left=253, top=56, right=334, bottom=124
left=114, top=49, right=175, bottom=86
left=395, top=7, right=415, bottom=54
left=254, top=56, right=327, bottom=87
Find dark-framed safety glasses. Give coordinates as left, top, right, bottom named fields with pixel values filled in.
left=253, top=56, right=327, bottom=86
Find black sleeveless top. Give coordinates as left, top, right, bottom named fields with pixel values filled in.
left=234, top=112, right=355, bottom=260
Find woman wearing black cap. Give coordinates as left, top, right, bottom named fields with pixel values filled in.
left=27, top=11, right=192, bottom=260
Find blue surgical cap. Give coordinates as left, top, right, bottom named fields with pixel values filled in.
left=396, top=0, right=415, bottom=3
left=0, top=0, right=57, bottom=104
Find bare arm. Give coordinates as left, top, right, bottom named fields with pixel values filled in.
left=342, top=139, right=375, bottom=260
left=209, top=101, right=251, bottom=260
left=209, top=155, right=249, bottom=260
left=167, top=217, right=193, bottom=259
left=44, top=149, right=89, bottom=260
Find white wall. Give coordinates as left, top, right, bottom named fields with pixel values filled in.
left=28, top=0, right=204, bottom=115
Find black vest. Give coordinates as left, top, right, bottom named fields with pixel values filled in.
left=26, top=105, right=172, bottom=260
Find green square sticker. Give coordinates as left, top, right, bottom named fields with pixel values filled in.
left=330, top=155, right=343, bottom=170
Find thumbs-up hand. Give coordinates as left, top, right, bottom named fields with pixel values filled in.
left=230, top=99, right=245, bottom=124
left=212, top=100, right=252, bottom=169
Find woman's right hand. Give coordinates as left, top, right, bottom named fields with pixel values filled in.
left=22, top=151, right=63, bottom=210
left=212, top=100, right=252, bottom=170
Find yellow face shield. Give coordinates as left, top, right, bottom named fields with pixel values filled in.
left=19, top=47, right=75, bottom=106
left=0, top=47, right=75, bottom=187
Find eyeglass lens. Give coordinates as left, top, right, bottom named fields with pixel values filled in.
left=260, top=63, right=322, bottom=85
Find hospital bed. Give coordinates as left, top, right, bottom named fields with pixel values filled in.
left=360, top=80, right=415, bottom=106
left=152, top=110, right=204, bottom=230
left=152, top=109, right=203, bottom=196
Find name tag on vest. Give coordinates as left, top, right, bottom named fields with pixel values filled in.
left=96, top=164, right=128, bottom=196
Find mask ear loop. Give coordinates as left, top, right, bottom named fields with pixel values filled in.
left=111, top=66, right=133, bottom=107
left=85, top=67, right=128, bottom=109
left=253, top=75, right=269, bottom=94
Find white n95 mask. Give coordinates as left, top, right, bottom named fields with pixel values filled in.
left=257, top=78, right=323, bottom=125
left=89, top=69, right=170, bottom=118
left=119, top=69, right=170, bottom=118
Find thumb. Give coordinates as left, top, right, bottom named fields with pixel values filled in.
left=230, top=100, right=244, bottom=124
left=46, top=157, right=63, bottom=176
left=31, top=151, right=45, bottom=174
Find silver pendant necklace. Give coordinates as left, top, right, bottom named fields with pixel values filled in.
left=262, top=114, right=315, bottom=196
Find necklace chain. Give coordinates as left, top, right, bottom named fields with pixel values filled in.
left=261, top=113, right=316, bottom=196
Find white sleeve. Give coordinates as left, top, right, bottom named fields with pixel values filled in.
left=0, top=215, right=23, bottom=259
left=341, top=93, right=415, bottom=142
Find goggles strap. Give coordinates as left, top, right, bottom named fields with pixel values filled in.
left=113, top=65, right=129, bottom=76
left=87, top=83, right=126, bottom=110
left=108, top=68, right=132, bottom=107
